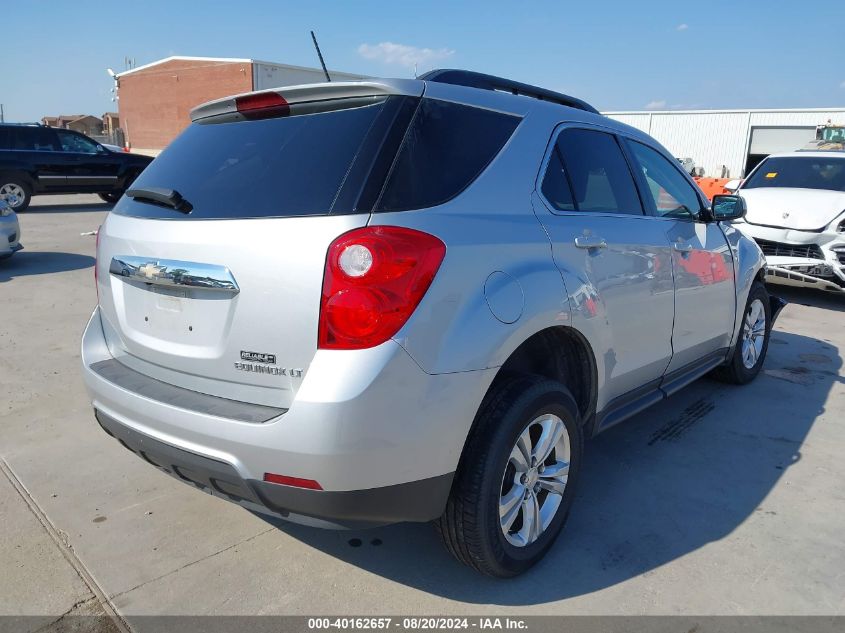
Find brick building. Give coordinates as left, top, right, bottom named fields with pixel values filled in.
left=114, top=56, right=366, bottom=153
left=40, top=114, right=104, bottom=136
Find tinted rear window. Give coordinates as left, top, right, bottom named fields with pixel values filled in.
left=114, top=96, right=520, bottom=220
left=375, top=100, right=520, bottom=212
left=744, top=156, right=845, bottom=192
left=116, top=99, right=392, bottom=220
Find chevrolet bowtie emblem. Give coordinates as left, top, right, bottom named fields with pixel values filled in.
left=138, top=262, right=165, bottom=279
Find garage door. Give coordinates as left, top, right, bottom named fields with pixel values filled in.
left=749, top=127, right=816, bottom=154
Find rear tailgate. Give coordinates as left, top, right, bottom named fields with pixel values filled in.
left=95, top=80, right=422, bottom=409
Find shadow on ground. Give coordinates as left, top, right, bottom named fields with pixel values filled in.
left=260, top=327, right=839, bottom=605
left=0, top=251, right=94, bottom=282
left=23, top=201, right=112, bottom=214
left=771, top=285, right=845, bottom=313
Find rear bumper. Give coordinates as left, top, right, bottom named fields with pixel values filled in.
left=95, top=409, right=453, bottom=528
left=81, top=307, right=494, bottom=527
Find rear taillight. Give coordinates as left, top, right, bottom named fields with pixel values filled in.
left=318, top=226, right=446, bottom=350
left=235, top=92, right=290, bottom=120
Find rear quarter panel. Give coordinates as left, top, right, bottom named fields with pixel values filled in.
left=372, top=109, right=573, bottom=375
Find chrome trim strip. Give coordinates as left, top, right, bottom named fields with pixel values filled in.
left=109, top=256, right=240, bottom=294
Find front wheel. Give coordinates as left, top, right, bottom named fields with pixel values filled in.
left=436, top=375, right=583, bottom=577
left=713, top=281, right=771, bottom=384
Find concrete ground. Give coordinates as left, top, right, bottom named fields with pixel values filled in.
left=2, top=195, right=844, bottom=627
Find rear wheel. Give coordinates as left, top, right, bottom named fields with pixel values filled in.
left=98, top=191, right=122, bottom=204
left=713, top=281, right=771, bottom=384
left=436, top=375, right=583, bottom=577
left=99, top=170, right=139, bottom=205
left=0, top=176, right=32, bottom=212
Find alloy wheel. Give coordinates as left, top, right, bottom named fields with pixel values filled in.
left=741, top=298, right=766, bottom=369
left=0, top=183, right=25, bottom=209
left=499, top=413, right=571, bottom=547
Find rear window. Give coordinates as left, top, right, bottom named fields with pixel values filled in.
left=116, top=99, right=391, bottom=219
left=744, top=156, right=845, bottom=192
left=115, top=96, right=520, bottom=220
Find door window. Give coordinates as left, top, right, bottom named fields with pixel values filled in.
left=549, top=128, right=643, bottom=215
left=57, top=130, right=99, bottom=154
left=627, top=141, right=703, bottom=219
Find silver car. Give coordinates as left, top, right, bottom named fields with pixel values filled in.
left=0, top=197, right=22, bottom=260
left=81, top=70, right=781, bottom=577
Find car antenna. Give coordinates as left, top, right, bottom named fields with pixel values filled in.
left=310, top=30, right=331, bottom=82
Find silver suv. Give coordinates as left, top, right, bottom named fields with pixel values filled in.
left=82, top=70, right=782, bottom=577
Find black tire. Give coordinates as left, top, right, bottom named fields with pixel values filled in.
left=713, top=281, right=771, bottom=384
left=436, top=374, right=583, bottom=577
left=98, top=191, right=123, bottom=204
left=0, top=175, right=32, bottom=212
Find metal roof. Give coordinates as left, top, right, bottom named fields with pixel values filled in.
left=604, top=107, right=845, bottom=116
left=114, top=55, right=364, bottom=79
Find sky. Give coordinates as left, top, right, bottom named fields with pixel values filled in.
left=2, top=0, right=845, bottom=122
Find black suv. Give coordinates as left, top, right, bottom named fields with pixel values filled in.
left=0, top=123, right=153, bottom=211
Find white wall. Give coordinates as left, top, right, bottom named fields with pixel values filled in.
left=605, top=109, right=845, bottom=177
left=253, top=63, right=367, bottom=91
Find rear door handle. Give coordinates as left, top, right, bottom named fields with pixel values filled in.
left=574, top=236, right=607, bottom=250
left=672, top=241, right=693, bottom=253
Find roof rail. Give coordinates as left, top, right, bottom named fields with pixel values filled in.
left=419, top=69, right=600, bottom=115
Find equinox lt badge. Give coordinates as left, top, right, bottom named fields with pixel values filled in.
left=235, top=351, right=302, bottom=377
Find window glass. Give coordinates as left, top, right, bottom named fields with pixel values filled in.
left=375, top=99, right=520, bottom=212
left=628, top=141, right=702, bottom=219
left=116, top=100, right=390, bottom=219
left=0, top=127, right=10, bottom=150
left=57, top=130, right=99, bottom=153
left=540, top=148, right=576, bottom=211
left=743, top=156, right=845, bottom=192
left=13, top=127, right=59, bottom=151
left=556, top=129, right=643, bottom=215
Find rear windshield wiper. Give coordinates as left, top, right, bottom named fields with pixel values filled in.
left=125, top=187, right=193, bottom=214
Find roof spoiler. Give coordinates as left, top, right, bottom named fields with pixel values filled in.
left=419, top=69, right=600, bottom=115
left=190, top=79, right=423, bottom=122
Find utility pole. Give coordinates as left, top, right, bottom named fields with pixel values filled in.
left=310, top=31, right=331, bottom=82
left=0, top=104, right=4, bottom=123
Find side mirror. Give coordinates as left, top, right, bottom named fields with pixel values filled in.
left=723, top=179, right=741, bottom=192
left=96, top=144, right=106, bottom=153
left=711, top=194, right=746, bottom=221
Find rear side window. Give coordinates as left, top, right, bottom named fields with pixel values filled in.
left=11, top=127, right=59, bottom=152
left=375, top=100, right=520, bottom=212
left=552, top=129, right=643, bottom=215
left=116, top=99, right=394, bottom=220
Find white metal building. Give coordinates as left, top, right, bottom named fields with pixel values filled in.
left=604, top=108, right=845, bottom=178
